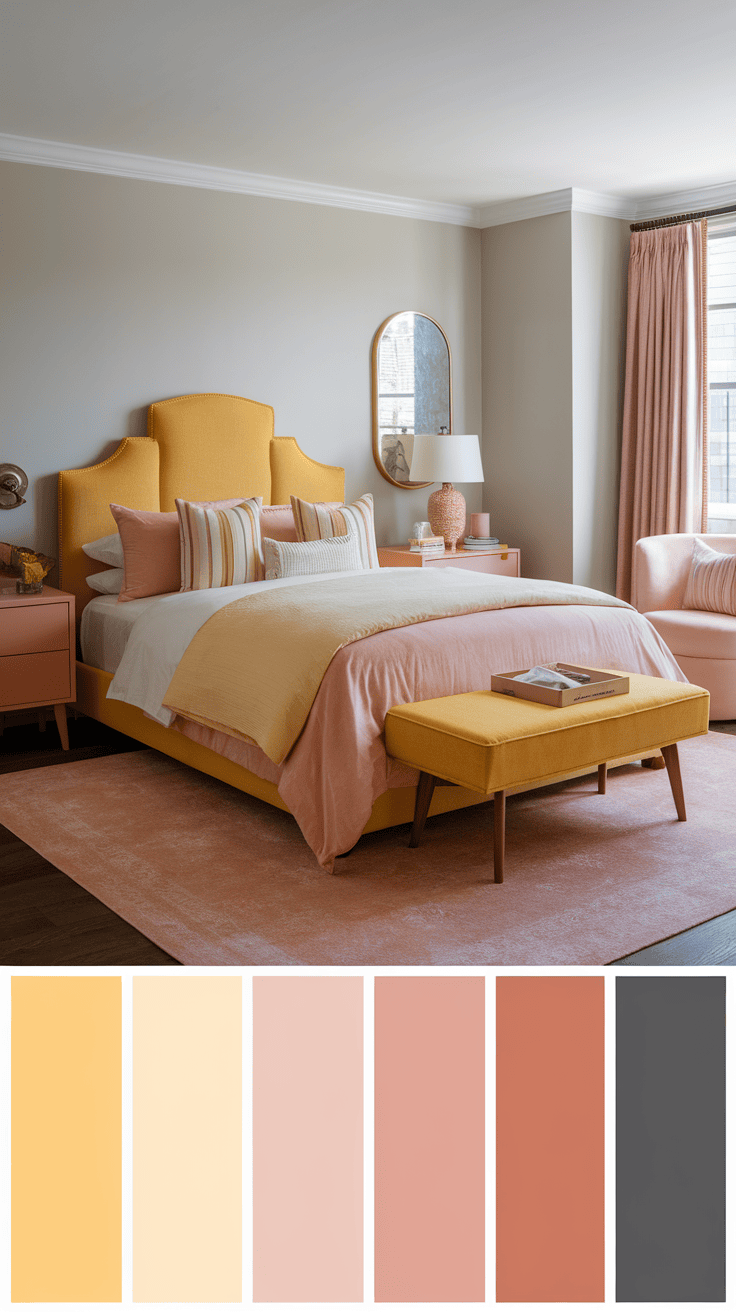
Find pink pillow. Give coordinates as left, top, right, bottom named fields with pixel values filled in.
left=111, top=499, right=261, bottom=601
left=110, top=505, right=181, bottom=602
left=260, top=504, right=299, bottom=542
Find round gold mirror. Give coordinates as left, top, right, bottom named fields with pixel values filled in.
left=371, top=311, right=452, bottom=488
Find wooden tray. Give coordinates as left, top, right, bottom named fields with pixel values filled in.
left=490, top=663, right=630, bottom=707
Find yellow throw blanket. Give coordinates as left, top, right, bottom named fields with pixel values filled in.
left=162, top=569, right=630, bottom=764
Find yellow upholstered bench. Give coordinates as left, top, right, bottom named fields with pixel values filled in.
left=384, top=673, right=710, bottom=883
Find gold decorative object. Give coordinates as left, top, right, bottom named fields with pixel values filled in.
left=0, top=542, right=55, bottom=593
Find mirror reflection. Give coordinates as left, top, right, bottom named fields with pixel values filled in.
left=372, top=311, right=452, bottom=487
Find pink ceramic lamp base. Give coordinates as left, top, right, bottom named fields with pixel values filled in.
left=428, top=483, right=466, bottom=552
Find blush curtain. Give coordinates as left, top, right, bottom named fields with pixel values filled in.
left=615, top=221, right=707, bottom=602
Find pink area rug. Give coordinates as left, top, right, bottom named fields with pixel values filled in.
left=2, top=735, right=735, bottom=965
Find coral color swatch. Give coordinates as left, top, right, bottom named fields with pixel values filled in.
left=252, top=975, right=364, bottom=1302
left=496, top=975, right=605, bottom=1302
left=374, top=975, right=485, bottom=1302
left=132, top=976, right=242, bottom=1302
left=11, top=975, right=122, bottom=1302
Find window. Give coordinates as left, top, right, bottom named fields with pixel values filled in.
left=707, top=222, right=736, bottom=528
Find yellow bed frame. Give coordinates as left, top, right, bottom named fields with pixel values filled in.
left=58, top=392, right=488, bottom=838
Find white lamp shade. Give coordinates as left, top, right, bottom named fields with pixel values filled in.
left=409, top=433, right=483, bottom=484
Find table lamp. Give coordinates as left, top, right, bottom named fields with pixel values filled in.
left=409, top=432, right=484, bottom=552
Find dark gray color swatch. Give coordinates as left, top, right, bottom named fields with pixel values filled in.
left=616, top=976, right=725, bottom=1302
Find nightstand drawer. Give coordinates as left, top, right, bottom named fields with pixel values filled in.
left=0, top=601, right=70, bottom=657
left=0, top=650, right=72, bottom=707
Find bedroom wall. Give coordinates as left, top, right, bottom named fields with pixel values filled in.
left=480, top=211, right=574, bottom=583
left=1, top=160, right=482, bottom=567
left=571, top=212, right=630, bottom=596
left=481, top=210, right=630, bottom=592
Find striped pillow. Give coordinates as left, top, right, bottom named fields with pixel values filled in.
left=290, top=493, right=380, bottom=570
left=682, top=538, right=736, bottom=615
left=176, top=497, right=264, bottom=590
left=263, top=533, right=362, bottom=580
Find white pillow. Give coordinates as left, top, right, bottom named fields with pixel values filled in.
left=82, top=532, right=124, bottom=567
left=86, top=567, right=124, bottom=595
left=263, top=533, right=363, bottom=580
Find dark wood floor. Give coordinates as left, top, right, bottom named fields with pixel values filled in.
left=0, top=712, right=178, bottom=965
left=1, top=712, right=734, bottom=967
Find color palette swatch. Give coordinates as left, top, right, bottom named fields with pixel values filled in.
left=11, top=975, right=122, bottom=1303
left=132, top=976, right=242, bottom=1302
left=374, top=976, right=485, bottom=1302
left=616, top=975, right=726, bottom=1302
left=252, top=976, right=363, bottom=1302
left=496, top=975, right=605, bottom=1302
left=6, top=971, right=731, bottom=1305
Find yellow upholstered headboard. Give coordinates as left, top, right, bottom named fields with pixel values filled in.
left=59, top=392, right=345, bottom=629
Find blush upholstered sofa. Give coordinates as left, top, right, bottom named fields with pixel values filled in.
left=632, top=534, right=736, bottom=721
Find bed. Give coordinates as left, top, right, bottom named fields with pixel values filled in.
left=59, top=392, right=687, bottom=872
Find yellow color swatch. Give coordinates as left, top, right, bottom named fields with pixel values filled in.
left=11, top=975, right=122, bottom=1302
left=132, top=975, right=242, bottom=1302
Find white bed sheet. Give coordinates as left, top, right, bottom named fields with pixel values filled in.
left=80, top=594, right=171, bottom=673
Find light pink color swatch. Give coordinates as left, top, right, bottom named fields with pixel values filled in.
left=374, top=976, right=485, bottom=1302
left=252, top=976, right=363, bottom=1302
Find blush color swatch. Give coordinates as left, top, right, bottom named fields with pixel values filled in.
left=496, top=975, right=605, bottom=1302
left=616, top=975, right=726, bottom=1302
left=252, top=975, right=363, bottom=1302
left=132, top=975, right=242, bottom=1302
left=374, top=975, right=485, bottom=1303
left=11, top=975, right=122, bottom=1302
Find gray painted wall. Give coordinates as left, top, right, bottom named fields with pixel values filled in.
left=481, top=212, right=574, bottom=582
left=481, top=210, right=629, bottom=591
left=1, top=161, right=482, bottom=566
left=572, top=212, right=630, bottom=594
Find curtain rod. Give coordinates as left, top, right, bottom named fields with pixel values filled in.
left=631, top=202, right=736, bottom=232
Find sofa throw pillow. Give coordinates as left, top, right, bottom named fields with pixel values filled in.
left=87, top=567, right=125, bottom=595
left=263, top=533, right=363, bottom=580
left=290, top=492, right=380, bottom=569
left=109, top=504, right=181, bottom=602
left=682, top=537, right=736, bottom=616
left=176, top=497, right=264, bottom=590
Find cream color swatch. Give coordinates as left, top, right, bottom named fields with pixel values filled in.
left=11, top=976, right=122, bottom=1302
left=132, top=976, right=242, bottom=1302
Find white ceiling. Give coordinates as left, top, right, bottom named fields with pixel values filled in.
left=2, top=0, right=736, bottom=214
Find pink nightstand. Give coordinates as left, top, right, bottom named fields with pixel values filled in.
left=0, top=583, right=76, bottom=748
left=377, top=544, right=520, bottom=577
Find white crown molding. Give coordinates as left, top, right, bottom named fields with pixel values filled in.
left=632, top=178, right=736, bottom=222
left=3, top=130, right=736, bottom=230
left=0, top=132, right=479, bottom=227
left=477, top=187, right=635, bottom=228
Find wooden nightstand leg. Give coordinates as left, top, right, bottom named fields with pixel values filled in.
left=53, top=704, right=69, bottom=751
left=493, top=789, right=505, bottom=883
left=598, top=763, right=607, bottom=794
left=661, top=743, right=686, bottom=821
left=409, top=772, right=437, bottom=847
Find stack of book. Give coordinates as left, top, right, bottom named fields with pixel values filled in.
left=463, top=534, right=501, bottom=549
left=408, top=535, right=445, bottom=556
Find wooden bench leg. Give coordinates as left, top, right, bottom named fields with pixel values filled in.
left=598, top=763, right=607, bottom=794
left=409, top=772, right=437, bottom=848
left=493, top=790, right=505, bottom=883
left=661, top=743, right=686, bottom=821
